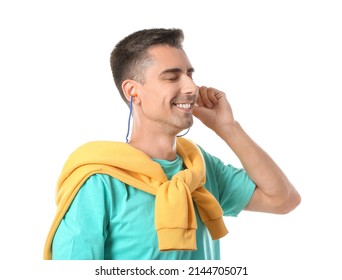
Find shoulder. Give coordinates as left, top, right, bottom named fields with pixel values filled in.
left=77, top=173, right=122, bottom=196
left=196, top=144, right=224, bottom=171
left=74, top=173, right=132, bottom=209
left=69, top=141, right=127, bottom=159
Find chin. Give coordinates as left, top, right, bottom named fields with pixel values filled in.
left=178, top=120, right=193, bottom=132
left=170, top=116, right=193, bottom=134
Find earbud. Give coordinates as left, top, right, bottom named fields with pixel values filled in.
left=131, top=93, right=138, bottom=98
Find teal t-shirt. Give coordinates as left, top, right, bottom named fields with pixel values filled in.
left=52, top=146, right=256, bottom=260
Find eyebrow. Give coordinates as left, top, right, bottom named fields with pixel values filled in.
left=159, top=67, right=195, bottom=77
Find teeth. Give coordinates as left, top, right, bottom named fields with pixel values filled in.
left=176, top=103, right=191, bottom=109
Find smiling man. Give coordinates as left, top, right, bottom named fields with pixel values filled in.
left=44, top=28, right=301, bottom=260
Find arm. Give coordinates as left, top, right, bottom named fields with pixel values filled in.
left=193, top=86, right=301, bottom=214
left=52, top=175, right=108, bottom=259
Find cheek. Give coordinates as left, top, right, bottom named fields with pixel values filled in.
left=139, top=92, right=164, bottom=115
left=141, top=89, right=172, bottom=108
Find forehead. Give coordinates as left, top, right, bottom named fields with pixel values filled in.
left=147, top=45, right=193, bottom=72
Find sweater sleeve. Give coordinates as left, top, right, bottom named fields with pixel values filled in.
left=52, top=174, right=111, bottom=260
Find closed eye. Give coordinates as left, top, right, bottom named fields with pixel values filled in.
left=164, top=74, right=180, bottom=81
left=159, top=67, right=195, bottom=81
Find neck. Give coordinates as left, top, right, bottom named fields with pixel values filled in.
left=128, top=130, right=178, bottom=161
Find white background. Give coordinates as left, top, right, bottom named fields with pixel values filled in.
left=1, top=0, right=341, bottom=279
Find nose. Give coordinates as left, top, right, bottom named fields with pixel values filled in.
left=181, top=74, right=198, bottom=95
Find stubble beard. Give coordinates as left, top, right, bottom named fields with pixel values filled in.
left=170, top=113, right=193, bottom=134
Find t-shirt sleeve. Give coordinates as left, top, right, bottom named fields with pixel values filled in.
left=198, top=146, right=256, bottom=217
left=52, top=174, right=111, bottom=260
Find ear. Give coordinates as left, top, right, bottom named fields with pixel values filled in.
left=122, top=80, right=140, bottom=103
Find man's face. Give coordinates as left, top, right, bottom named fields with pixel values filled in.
left=135, top=45, right=198, bottom=135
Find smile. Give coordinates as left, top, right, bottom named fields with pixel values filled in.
left=175, top=103, right=192, bottom=109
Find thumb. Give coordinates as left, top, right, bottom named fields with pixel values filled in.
left=192, top=105, right=215, bottom=128
left=192, top=105, right=205, bottom=120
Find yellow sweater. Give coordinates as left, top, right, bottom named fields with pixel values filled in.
left=43, top=138, right=228, bottom=260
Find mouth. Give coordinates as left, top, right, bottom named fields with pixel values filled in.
left=174, top=103, right=193, bottom=110
left=172, top=96, right=196, bottom=112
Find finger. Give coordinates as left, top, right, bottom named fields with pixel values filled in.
left=207, top=87, right=220, bottom=105
left=196, top=94, right=204, bottom=107
left=199, top=86, right=213, bottom=108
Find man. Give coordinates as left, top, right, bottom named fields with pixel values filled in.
left=43, top=28, right=300, bottom=260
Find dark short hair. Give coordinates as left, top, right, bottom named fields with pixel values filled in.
left=110, top=28, right=184, bottom=105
